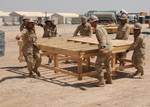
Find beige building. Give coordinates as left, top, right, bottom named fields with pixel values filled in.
left=0, top=11, right=10, bottom=26
left=9, top=11, right=52, bottom=25
left=51, top=13, right=79, bottom=24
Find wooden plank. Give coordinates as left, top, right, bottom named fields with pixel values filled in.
left=54, top=67, right=79, bottom=77
left=53, top=54, right=58, bottom=73
left=38, top=45, right=80, bottom=59
left=67, top=37, right=133, bottom=46
left=111, top=54, right=116, bottom=68
left=81, top=71, right=98, bottom=77
left=40, top=64, right=54, bottom=70
left=38, top=37, right=132, bottom=56
left=77, top=59, right=83, bottom=80
left=39, top=40, right=98, bottom=52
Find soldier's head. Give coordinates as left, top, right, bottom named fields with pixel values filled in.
left=134, top=23, right=142, bottom=37
left=22, top=17, right=30, bottom=25
left=119, top=14, right=128, bottom=25
left=26, top=19, right=35, bottom=30
left=89, top=15, right=99, bottom=28
left=80, top=16, right=87, bottom=25
left=45, top=20, right=52, bottom=26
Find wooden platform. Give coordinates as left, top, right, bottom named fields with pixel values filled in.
left=18, top=37, right=133, bottom=80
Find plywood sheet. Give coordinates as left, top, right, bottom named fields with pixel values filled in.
left=67, top=37, right=133, bottom=47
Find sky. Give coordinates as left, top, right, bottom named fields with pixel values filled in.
left=0, top=0, right=150, bottom=14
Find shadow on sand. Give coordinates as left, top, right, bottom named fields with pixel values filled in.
left=0, top=66, right=130, bottom=90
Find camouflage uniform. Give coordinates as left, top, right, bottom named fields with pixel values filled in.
left=20, top=23, right=26, bottom=32
left=21, top=29, right=41, bottom=76
left=50, top=24, right=57, bottom=37
left=116, top=23, right=130, bottom=40
left=95, top=26, right=112, bottom=85
left=116, top=23, right=130, bottom=67
left=20, top=23, right=35, bottom=32
left=129, top=34, right=145, bottom=76
left=43, top=24, right=57, bottom=38
left=20, top=17, right=30, bottom=32
left=39, top=22, right=57, bottom=64
left=73, top=23, right=92, bottom=37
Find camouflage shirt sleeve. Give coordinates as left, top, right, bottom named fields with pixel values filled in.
left=20, top=24, right=25, bottom=32
left=21, top=29, right=27, bottom=38
left=129, top=36, right=142, bottom=50
left=123, top=25, right=130, bottom=39
left=95, top=29, right=103, bottom=48
left=52, top=25, right=57, bottom=34
left=88, top=24, right=92, bottom=37
left=73, top=25, right=80, bottom=36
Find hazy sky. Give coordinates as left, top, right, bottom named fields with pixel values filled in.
left=0, top=0, right=150, bottom=13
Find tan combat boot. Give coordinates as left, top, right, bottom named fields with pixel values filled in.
left=96, top=76, right=105, bottom=87
left=33, top=69, right=41, bottom=77
left=105, top=73, right=112, bottom=84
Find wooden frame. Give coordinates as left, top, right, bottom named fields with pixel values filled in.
left=17, top=37, right=133, bottom=80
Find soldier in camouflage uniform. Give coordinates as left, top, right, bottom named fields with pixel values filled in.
left=116, top=14, right=130, bottom=70
left=38, top=19, right=57, bottom=38
left=38, top=19, right=57, bottom=64
left=89, top=15, right=112, bottom=87
left=50, top=20, right=57, bottom=37
left=73, top=16, right=92, bottom=37
left=126, top=23, right=145, bottom=79
left=17, top=20, right=41, bottom=77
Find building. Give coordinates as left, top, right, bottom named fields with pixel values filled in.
left=9, top=11, right=52, bottom=25
left=51, top=13, right=79, bottom=24
left=0, top=11, right=10, bottom=26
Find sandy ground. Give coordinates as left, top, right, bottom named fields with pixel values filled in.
left=0, top=24, right=150, bottom=107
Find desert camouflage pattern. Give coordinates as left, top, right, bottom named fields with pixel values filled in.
left=116, top=23, right=130, bottom=66
left=73, top=23, right=92, bottom=37
left=95, top=26, right=112, bottom=85
left=21, top=29, right=41, bottom=76
left=129, top=34, right=145, bottom=76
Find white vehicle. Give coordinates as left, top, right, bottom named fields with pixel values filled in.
left=128, top=14, right=138, bottom=23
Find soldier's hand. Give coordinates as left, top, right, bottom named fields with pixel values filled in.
left=99, top=48, right=109, bottom=54
left=16, top=35, right=20, bottom=40
left=126, top=50, right=129, bottom=53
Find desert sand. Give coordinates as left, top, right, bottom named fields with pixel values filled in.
left=0, top=24, right=150, bottom=107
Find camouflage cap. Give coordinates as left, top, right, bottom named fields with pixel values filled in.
left=89, top=15, right=99, bottom=23
left=26, top=19, right=35, bottom=25
left=134, top=23, right=142, bottom=30
left=45, top=19, right=52, bottom=23
left=81, top=16, right=87, bottom=20
left=22, top=16, right=30, bottom=20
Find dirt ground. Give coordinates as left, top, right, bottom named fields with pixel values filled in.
left=0, top=25, right=150, bottom=107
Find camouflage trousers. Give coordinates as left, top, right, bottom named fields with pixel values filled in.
left=116, top=52, right=127, bottom=65
left=95, top=54, right=112, bottom=83
left=132, top=53, right=145, bottom=75
left=23, top=47, right=41, bottom=75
